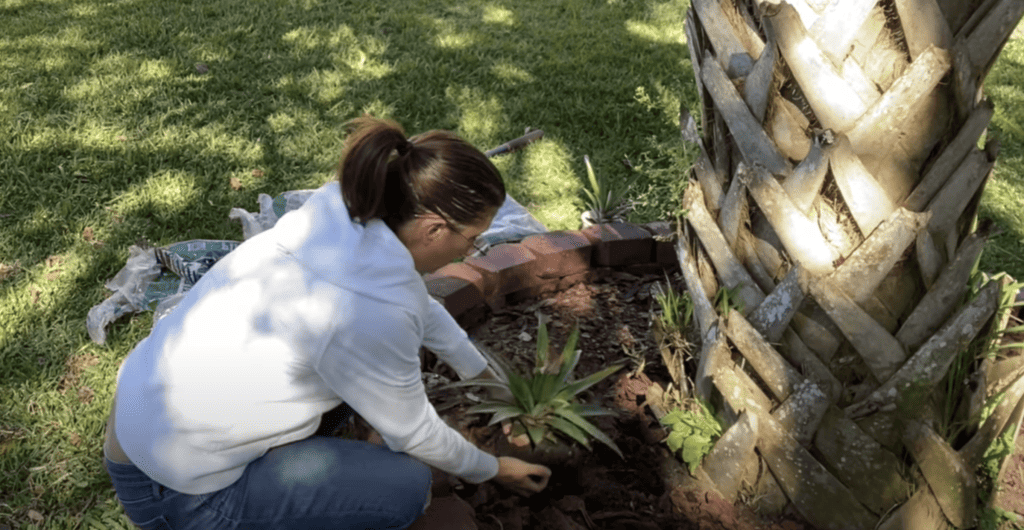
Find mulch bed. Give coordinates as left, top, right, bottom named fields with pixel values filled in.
left=427, top=269, right=812, bottom=530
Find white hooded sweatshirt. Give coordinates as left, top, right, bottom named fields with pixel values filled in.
left=114, top=181, right=500, bottom=495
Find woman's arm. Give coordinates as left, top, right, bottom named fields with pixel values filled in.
left=316, top=302, right=499, bottom=483
left=421, top=297, right=488, bottom=379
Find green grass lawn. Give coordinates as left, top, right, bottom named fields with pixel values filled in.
left=0, top=0, right=694, bottom=527
left=0, top=0, right=1021, bottom=527
left=979, top=29, right=1024, bottom=277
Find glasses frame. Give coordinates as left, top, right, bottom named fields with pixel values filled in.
left=445, top=222, right=490, bottom=256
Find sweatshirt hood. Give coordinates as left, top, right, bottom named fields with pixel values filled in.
left=270, top=181, right=426, bottom=309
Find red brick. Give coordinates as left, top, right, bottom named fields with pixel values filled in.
left=424, top=264, right=487, bottom=319
left=520, top=231, right=593, bottom=279
left=463, top=243, right=542, bottom=303
left=640, top=221, right=679, bottom=267
left=580, top=222, right=654, bottom=267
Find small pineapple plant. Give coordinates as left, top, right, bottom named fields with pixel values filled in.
left=459, top=317, right=625, bottom=465
left=580, top=155, right=633, bottom=228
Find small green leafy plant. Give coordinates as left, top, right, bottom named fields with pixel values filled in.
left=652, top=277, right=695, bottom=391
left=713, top=285, right=745, bottom=316
left=975, top=421, right=1018, bottom=530
left=660, top=399, right=722, bottom=474
left=939, top=273, right=1024, bottom=442
left=462, top=318, right=625, bottom=458
left=654, top=277, right=694, bottom=332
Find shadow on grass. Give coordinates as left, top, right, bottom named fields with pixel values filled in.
left=0, top=1, right=700, bottom=523
left=0, top=0, right=695, bottom=449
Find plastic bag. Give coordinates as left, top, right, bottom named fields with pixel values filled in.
left=228, top=189, right=547, bottom=246
left=89, top=186, right=546, bottom=343
left=480, top=194, right=547, bottom=246
left=227, top=190, right=317, bottom=240
left=85, top=245, right=160, bottom=344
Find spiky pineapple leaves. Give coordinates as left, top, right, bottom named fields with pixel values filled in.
left=462, top=318, right=625, bottom=459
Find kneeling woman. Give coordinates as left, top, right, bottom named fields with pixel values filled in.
left=103, top=117, right=551, bottom=530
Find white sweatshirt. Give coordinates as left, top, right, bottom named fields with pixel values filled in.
left=114, top=181, right=500, bottom=495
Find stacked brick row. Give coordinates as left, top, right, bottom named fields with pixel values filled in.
left=424, top=222, right=677, bottom=328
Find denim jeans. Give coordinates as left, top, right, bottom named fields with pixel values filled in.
left=105, top=436, right=432, bottom=530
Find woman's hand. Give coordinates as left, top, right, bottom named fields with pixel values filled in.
left=493, top=456, right=551, bottom=496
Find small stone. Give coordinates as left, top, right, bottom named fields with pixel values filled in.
left=195, top=63, right=209, bottom=75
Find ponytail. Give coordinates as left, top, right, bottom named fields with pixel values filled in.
left=336, top=117, right=505, bottom=230
left=337, top=117, right=415, bottom=226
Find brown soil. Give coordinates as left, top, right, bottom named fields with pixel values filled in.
left=427, top=269, right=813, bottom=530
left=427, top=271, right=1024, bottom=529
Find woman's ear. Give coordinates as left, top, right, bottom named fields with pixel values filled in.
left=426, top=221, right=446, bottom=242
left=407, top=213, right=447, bottom=247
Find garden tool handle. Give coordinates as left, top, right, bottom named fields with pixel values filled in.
left=485, top=129, right=544, bottom=157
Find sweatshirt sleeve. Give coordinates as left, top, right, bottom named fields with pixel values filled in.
left=421, top=297, right=488, bottom=380
left=315, top=301, right=499, bottom=483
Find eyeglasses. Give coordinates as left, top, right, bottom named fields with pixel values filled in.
left=447, top=223, right=490, bottom=256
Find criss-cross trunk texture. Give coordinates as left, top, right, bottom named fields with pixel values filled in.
left=675, top=0, right=1024, bottom=528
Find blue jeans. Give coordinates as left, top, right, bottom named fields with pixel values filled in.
left=105, top=436, right=432, bottom=530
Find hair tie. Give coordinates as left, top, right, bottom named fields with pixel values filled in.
left=396, top=139, right=413, bottom=157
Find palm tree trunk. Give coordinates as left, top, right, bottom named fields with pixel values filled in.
left=677, top=0, right=1024, bottom=528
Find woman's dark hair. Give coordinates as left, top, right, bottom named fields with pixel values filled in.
left=337, top=117, right=505, bottom=231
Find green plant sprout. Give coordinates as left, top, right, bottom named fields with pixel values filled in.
left=459, top=318, right=625, bottom=458
left=939, top=273, right=1024, bottom=442
left=659, top=399, right=722, bottom=474
left=975, top=422, right=1019, bottom=530
left=713, top=285, right=745, bottom=317
left=654, top=276, right=694, bottom=332
left=580, top=154, right=634, bottom=226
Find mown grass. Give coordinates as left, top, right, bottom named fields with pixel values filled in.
left=979, top=31, right=1024, bottom=278
left=0, top=0, right=694, bottom=527
left=0, top=0, right=1022, bottom=528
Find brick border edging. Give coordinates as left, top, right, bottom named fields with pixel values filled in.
left=424, top=221, right=679, bottom=329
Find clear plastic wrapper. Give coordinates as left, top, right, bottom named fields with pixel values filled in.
left=85, top=245, right=160, bottom=344
left=88, top=187, right=545, bottom=343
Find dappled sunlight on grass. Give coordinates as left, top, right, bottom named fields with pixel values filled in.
left=980, top=32, right=1024, bottom=279
left=296, top=69, right=354, bottom=105
left=445, top=85, right=506, bottom=143
left=0, top=0, right=735, bottom=526
left=434, top=29, right=481, bottom=50
left=282, top=25, right=392, bottom=79
left=490, top=62, right=535, bottom=85
left=626, top=19, right=687, bottom=45
left=0, top=26, right=99, bottom=74
left=111, top=170, right=201, bottom=218
left=515, top=140, right=585, bottom=231
left=635, top=1, right=689, bottom=44
left=66, top=56, right=176, bottom=108
left=482, top=5, right=516, bottom=26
